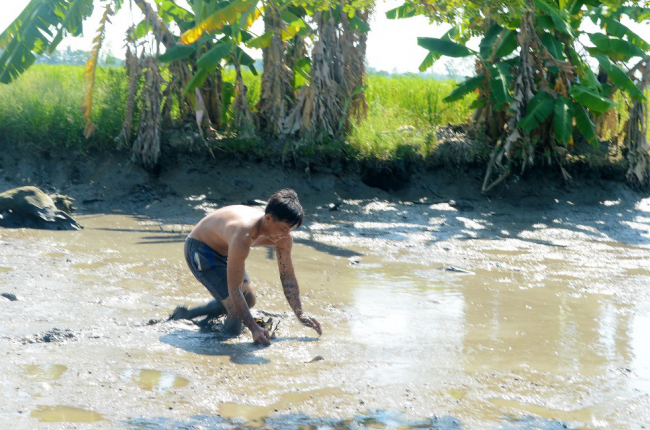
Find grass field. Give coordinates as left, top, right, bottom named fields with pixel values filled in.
left=349, top=75, right=475, bottom=159
left=0, top=65, right=128, bottom=151
left=0, top=65, right=474, bottom=160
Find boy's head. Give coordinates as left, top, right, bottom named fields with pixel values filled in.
left=265, top=188, right=304, bottom=229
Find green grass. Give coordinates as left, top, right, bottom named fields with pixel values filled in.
left=0, top=65, right=474, bottom=159
left=0, top=65, right=127, bottom=151
left=224, top=71, right=476, bottom=160
left=348, top=75, right=475, bottom=160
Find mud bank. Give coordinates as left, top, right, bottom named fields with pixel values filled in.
left=1, top=145, right=650, bottom=429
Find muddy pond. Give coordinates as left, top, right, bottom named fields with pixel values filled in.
left=1, top=192, right=650, bottom=429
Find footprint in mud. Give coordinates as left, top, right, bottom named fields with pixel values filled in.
left=21, top=328, right=77, bottom=344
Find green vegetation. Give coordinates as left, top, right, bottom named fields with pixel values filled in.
left=0, top=65, right=474, bottom=160
left=2, top=0, right=648, bottom=190
left=0, top=65, right=127, bottom=151
left=2, top=63, right=644, bottom=170
left=349, top=75, right=475, bottom=159
left=392, top=0, right=650, bottom=189
left=220, top=70, right=476, bottom=159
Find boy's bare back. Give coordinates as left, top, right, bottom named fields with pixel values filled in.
left=188, top=205, right=270, bottom=255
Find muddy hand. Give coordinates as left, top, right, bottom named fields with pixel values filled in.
left=299, top=314, right=322, bottom=336
left=252, top=327, right=271, bottom=346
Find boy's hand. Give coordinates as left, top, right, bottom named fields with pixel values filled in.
left=252, top=326, right=271, bottom=345
left=298, top=314, right=322, bottom=336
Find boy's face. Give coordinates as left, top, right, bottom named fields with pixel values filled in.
left=265, top=215, right=296, bottom=242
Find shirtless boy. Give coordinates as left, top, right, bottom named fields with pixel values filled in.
left=180, top=189, right=322, bottom=345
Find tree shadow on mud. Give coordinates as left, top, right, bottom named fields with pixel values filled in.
left=89, top=193, right=650, bottom=267
left=298, top=192, right=650, bottom=251
left=79, top=178, right=650, bottom=258
left=123, top=410, right=576, bottom=429
left=445, top=196, right=650, bottom=247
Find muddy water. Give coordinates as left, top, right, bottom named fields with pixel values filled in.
left=1, top=209, right=649, bottom=429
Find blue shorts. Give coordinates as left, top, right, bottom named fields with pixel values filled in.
left=184, top=237, right=250, bottom=301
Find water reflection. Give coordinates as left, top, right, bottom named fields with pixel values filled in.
left=351, top=261, right=465, bottom=379
left=346, top=249, right=650, bottom=426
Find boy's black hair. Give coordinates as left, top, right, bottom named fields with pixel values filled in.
left=265, top=189, right=304, bottom=228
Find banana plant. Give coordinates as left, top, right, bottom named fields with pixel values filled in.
left=2, top=0, right=374, bottom=157
left=390, top=0, right=650, bottom=189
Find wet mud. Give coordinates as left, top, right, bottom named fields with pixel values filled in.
left=1, top=151, right=650, bottom=429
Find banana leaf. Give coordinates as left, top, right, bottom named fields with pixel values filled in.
left=598, top=16, right=650, bottom=52
left=540, top=33, right=566, bottom=60
left=417, top=28, right=468, bottom=72
left=595, top=54, right=646, bottom=101
left=518, top=92, right=554, bottom=132
left=386, top=3, right=418, bottom=19
left=443, top=75, right=484, bottom=103
left=588, top=33, right=645, bottom=62
left=417, top=37, right=475, bottom=58
left=180, top=0, right=258, bottom=45
left=534, top=0, right=574, bottom=37
left=569, top=85, right=617, bottom=113
left=554, top=97, right=573, bottom=144
left=489, top=62, right=513, bottom=109
left=572, top=102, right=598, bottom=146
left=480, top=25, right=517, bottom=60
left=159, top=44, right=197, bottom=63
left=0, top=0, right=94, bottom=84
left=197, top=42, right=233, bottom=68
left=246, top=31, right=273, bottom=49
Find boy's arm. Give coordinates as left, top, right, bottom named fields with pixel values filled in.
left=227, top=239, right=270, bottom=344
left=276, top=237, right=322, bottom=335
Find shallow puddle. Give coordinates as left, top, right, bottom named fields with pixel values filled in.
left=21, top=364, right=67, bottom=381
left=31, top=405, right=106, bottom=423
left=121, top=369, right=190, bottom=392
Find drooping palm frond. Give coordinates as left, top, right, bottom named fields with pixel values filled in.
left=0, top=0, right=94, bottom=84
left=82, top=4, right=113, bottom=138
